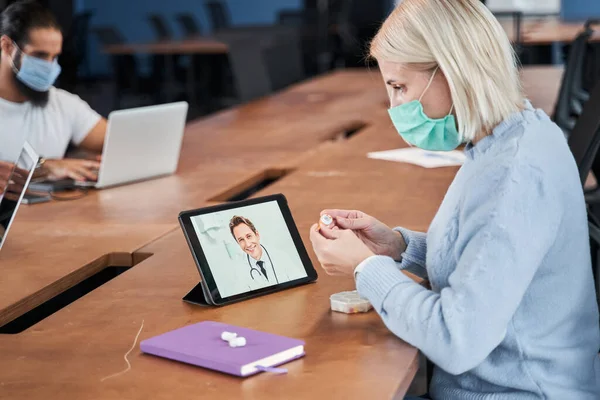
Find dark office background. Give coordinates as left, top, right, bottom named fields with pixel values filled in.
left=1, top=0, right=599, bottom=119
left=0, top=0, right=393, bottom=116
left=0, top=0, right=389, bottom=75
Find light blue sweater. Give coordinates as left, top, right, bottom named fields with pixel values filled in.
left=357, top=103, right=600, bottom=399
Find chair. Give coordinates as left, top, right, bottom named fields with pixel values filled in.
left=69, top=11, right=94, bottom=79
left=91, top=26, right=156, bottom=109
left=568, top=79, right=600, bottom=225
left=56, top=11, right=94, bottom=90
left=91, top=26, right=125, bottom=45
left=220, top=31, right=283, bottom=103
left=571, top=20, right=600, bottom=114
left=263, top=29, right=305, bottom=91
left=148, top=14, right=172, bottom=40
left=553, top=26, right=595, bottom=134
left=176, top=13, right=202, bottom=37
left=217, top=28, right=305, bottom=104
left=329, top=0, right=358, bottom=68
left=204, top=1, right=231, bottom=32
left=587, top=217, right=600, bottom=308
left=567, top=80, right=600, bottom=187
left=582, top=20, right=600, bottom=93
left=146, top=14, right=189, bottom=103
left=225, top=36, right=272, bottom=102
left=329, top=0, right=384, bottom=68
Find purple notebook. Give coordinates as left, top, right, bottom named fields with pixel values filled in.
left=140, top=321, right=305, bottom=377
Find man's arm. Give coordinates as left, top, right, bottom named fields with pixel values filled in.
left=78, top=118, right=107, bottom=154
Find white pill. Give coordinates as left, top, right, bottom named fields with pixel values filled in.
left=229, top=337, right=247, bottom=348
left=320, top=214, right=333, bottom=226
left=221, top=331, right=237, bottom=341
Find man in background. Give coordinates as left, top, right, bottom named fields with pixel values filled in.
left=0, top=0, right=105, bottom=182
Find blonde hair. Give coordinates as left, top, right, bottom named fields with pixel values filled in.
left=370, top=0, right=524, bottom=141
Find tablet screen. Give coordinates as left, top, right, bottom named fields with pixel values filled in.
left=189, top=200, right=308, bottom=298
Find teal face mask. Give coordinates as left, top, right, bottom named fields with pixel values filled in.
left=388, top=67, right=462, bottom=151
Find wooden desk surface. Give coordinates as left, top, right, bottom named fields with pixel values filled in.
left=0, top=69, right=388, bottom=326
left=0, top=122, right=434, bottom=400
left=0, top=227, right=419, bottom=400
left=502, top=18, right=600, bottom=45
left=104, top=38, right=229, bottom=55
left=0, top=67, right=561, bottom=399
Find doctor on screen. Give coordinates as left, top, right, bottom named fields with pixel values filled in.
left=229, top=215, right=296, bottom=291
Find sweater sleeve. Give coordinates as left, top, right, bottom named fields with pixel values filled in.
left=356, top=164, right=561, bottom=375
left=394, top=227, right=427, bottom=277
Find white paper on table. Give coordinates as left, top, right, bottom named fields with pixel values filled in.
left=367, top=147, right=466, bottom=168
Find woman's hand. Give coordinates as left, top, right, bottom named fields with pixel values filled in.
left=309, top=224, right=375, bottom=276
left=43, top=159, right=100, bottom=182
left=320, top=209, right=407, bottom=261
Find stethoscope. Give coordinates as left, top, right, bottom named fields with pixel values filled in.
left=247, top=245, right=279, bottom=284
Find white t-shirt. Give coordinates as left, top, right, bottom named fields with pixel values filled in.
left=0, top=87, right=101, bottom=163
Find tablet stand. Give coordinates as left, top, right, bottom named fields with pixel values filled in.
left=182, top=282, right=211, bottom=306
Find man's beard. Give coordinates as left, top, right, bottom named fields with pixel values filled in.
left=11, top=55, right=50, bottom=108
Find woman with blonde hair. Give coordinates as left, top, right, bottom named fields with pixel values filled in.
left=310, top=0, right=600, bottom=398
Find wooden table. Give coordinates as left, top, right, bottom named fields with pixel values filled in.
left=522, top=19, right=600, bottom=45
left=0, top=67, right=562, bottom=399
left=0, top=69, right=388, bottom=327
left=501, top=18, right=600, bottom=45
left=104, top=38, right=229, bottom=55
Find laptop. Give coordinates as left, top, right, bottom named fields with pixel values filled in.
left=0, top=141, right=39, bottom=250
left=77, top=101, right=188, bottom=189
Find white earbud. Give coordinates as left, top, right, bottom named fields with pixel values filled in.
left=221, top=331, right=246, bottom=348
left=221, top=331, right=237, bottom=341
left=228, top=337, right=247, bottom=348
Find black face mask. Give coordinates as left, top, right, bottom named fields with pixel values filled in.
left=10, top=51, right=50, bottom=108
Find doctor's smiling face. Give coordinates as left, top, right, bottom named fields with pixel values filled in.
left=230, top=216, right=263, bottom=260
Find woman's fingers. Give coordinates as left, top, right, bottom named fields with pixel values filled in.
left=335, top=216, right=371, bottom=230
left=319, top=225, right=342, bottom=240
left=320, top=209, right=364, bottom=219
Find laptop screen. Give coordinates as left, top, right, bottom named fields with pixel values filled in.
left=0, top=142, right=39, bottom=250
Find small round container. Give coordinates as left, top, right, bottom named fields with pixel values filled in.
left=319, top=214, right=334, bottom=229
left=330, top=290, right=373, bottom=314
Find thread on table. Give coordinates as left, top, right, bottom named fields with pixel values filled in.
left=100, top=320, right=145, bottom=382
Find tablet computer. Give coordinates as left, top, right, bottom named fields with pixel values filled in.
left=0, top=141, right=39, bottom=251
left=179, top=194, right=317, bottom=306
